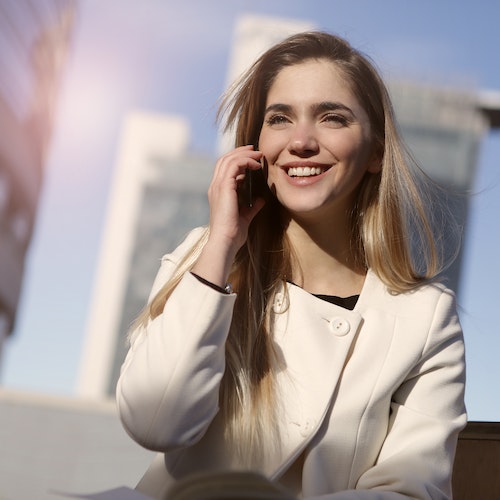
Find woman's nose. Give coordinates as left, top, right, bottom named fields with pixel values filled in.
left=288, top=124, right=319, bottom=155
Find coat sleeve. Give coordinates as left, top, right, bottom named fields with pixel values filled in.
left=116, top=228, right=237, bottom=452
left=308, top=287, right=467, bottom=500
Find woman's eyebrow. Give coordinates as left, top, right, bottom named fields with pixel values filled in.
left=264, top=101, right=356, bottom=117
left=312, top=101, right=355, bottom=117
left=264, top=103, right=292, bottom=114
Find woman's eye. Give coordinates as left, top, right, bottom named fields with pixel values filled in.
left=323, top=114, right=349, bottom=126
left=266, top=114, right=289, bottom=126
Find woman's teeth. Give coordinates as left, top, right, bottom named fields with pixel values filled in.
left=287, top=166, right=323, bottom=177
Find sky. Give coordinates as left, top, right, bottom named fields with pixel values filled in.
left=2, top=0, right=500, bottom=421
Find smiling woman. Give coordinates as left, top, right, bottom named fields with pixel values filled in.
left=116, top=32, right=466, bottom=500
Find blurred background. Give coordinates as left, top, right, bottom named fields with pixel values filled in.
left=1, top=0, right=499, bottom=498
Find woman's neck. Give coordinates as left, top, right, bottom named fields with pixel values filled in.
left=285, top=216, right=366, bottom=297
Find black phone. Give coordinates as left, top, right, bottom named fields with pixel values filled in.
left=240, top=166, right=267, bottom=208
left=243, top=168, right=254, bottom=208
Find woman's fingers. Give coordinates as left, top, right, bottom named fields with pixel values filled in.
left=212, top=145, right=261, bottom=178
left=211, top=147, right=262, bottom=194
left=208, top=146, right=262, bottom=204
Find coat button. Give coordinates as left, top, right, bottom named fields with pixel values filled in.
left=273, top=292, right=287, bottom=314
left=300, top=420, right=312, bottom=437
left=329, top=316, right=350, bottom=336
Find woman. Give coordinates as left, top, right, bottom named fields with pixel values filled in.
left=117, top=32, right=466, bottom=499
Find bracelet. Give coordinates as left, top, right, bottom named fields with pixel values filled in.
left=191, top=272, right=234, bottom=294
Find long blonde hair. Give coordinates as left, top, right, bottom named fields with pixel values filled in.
left=135, top=32, right=454, bottom=465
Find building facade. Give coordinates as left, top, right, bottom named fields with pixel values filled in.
left=0, top=1, right=76, bottom=359
left=389, top=81, right=488, bottom=294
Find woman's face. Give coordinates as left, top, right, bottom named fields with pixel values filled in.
left=258, top=59, right=380, bottom=220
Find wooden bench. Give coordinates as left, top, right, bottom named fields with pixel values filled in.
left=452, top=422, right=500, bottom=499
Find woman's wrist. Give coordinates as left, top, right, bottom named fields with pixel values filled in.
left=191, top=236, right=237, bottom=289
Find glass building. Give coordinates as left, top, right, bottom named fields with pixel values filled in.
left=0, top=0, right=75, bottom=358
left=107, top=151, right=214, bottom=394
left=389, top=81, right=488, bottom=294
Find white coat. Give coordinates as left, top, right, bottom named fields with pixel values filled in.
left=117, top=227, right=466, bottom=500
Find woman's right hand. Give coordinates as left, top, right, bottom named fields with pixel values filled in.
left=191, top=145, right=265, bottom=287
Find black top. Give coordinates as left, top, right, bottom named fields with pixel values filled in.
left=288, top=280, right=359, bottom=310
left=313, top=293, right=359, bottom=310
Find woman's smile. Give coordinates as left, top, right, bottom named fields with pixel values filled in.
left=282, top=161, right=332, bottom=178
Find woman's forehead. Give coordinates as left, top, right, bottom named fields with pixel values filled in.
left=265, top=61, right=367, bottom=118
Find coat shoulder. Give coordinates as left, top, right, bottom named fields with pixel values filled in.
left=362, top=270, right=458, bottom=318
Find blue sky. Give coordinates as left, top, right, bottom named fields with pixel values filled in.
left=2, top=0, right=500, bottom=420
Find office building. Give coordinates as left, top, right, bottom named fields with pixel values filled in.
left=390, top=81, right=489, bottom=293
left=0, top=0, right=75, bottom=360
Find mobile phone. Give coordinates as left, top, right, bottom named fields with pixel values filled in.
left=240, top=167, right=268, bottom=208
left=244, top=168, right=254, bottom=208
left=236, top=169, right=254, bottom=208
